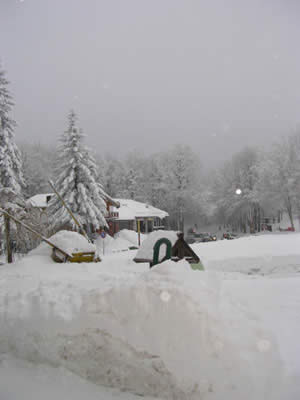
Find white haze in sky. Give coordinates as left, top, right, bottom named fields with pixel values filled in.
left=1, top=0, right=300, bottom=165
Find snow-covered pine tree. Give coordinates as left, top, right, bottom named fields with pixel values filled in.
left=0, top=64, right=24, bottom=194
left=49, top=111, right=108, bottom=234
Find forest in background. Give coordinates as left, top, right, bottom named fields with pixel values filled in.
left=19, top=127, right=300, bottom=233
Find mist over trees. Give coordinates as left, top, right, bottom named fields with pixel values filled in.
left=20, top=142, right=55, bottom=197
left=208, top=137, right=300, bottom=232
left=20, top=129, right=300, bottom=233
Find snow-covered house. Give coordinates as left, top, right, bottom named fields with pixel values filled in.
left=26, top=194, right=168, bottom=236
left=269, top=211, right=300, bottom=232
left=256, top=210, right=300, bottom=232
left=26, top=193, right=54, bottom=210
left=107, top=199, right=169, bottom=236
left=25, top=193, right=55, bottom=226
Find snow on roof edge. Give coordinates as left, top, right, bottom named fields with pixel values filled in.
left=113, top=198, right=169, bottom=220
left=27, top=193, right=54, bottom=208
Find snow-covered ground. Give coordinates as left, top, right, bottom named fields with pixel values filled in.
left=0, top=354, right=157, bottom=400
left=194, top=231, right=300, bottom=275
left=1, top=232, right=300, bottom=399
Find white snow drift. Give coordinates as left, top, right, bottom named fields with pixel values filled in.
left=0, top=232, right=300, bottom=399
left=194, top=232, right=300, bottom=275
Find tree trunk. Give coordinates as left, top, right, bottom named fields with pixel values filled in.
left=242, top=215, right=247, bottom=233
left=177, top=196, right=185, bottom=233
left=180, top=212, right=185, bottom=233
left=287, top=207, right=295, bottom=230
left=253, top=206, right=257, bottom=232
left=178, top=208, right=184, bottom=232
left=4, top=214, right=12, bottom=263
left=285, top=196, right=295, bottom=230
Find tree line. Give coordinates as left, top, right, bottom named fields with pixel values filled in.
left=21, top=122, right=300, bottom=233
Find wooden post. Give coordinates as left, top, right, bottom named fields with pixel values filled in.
left=145, top=219, right=148, bottom=234
left=137, top=220, right=141, bottom=247
left=4, top=214, right=12, bottom=263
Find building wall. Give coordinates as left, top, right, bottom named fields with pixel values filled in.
left=275, top=212, right=300, bottom=232
left=107, top=217, right=167, bottom=236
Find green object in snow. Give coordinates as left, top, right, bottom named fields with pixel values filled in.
left=190, top=262, right=205, bottom=271
left=152, top=238, right=172, bottom=267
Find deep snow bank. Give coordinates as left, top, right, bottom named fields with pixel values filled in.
left=0, top=250, right=285, bottom=400
left=193, top=233, right=300, bottom=275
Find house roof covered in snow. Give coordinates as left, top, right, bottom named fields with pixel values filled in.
left=26, top=193, right=54, bottom=209
left=112, top=199, right=169, bottom=221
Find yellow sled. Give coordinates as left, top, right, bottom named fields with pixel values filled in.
left=51, top=247, right=100, bottom=263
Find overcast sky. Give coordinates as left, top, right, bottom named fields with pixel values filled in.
left=1, top=0, right=300, bottom=165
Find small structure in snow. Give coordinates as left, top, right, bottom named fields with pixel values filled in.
left=134, top=230, right=178, bottom=263
left=134, top=230, right=202, bottom=269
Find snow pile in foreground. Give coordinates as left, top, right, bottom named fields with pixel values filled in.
left=0, top=250, right=286, bottom=400
left=49, top=230, right=96, bottom=255
left=194, top=233, right=300, bottom=275
left=0, top=354, right=157, bottom=400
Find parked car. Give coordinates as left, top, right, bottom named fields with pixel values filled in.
left=195, top=233, right=211, bottom=242
left=186, top=231, right=217, bottom=244
left=222, top=232, right=237, bottom=240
